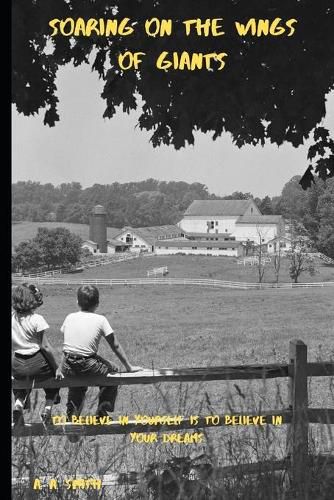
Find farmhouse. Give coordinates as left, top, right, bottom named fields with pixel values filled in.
left=82, top=238, right=129, bottom=254
left=179, top=200, right=284, bottom=244
left=265, top=235, right=292, bottom=254
left=115, top=225, right=185, bottom=253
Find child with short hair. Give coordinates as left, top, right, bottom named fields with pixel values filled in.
left=57, top=285, right=142, bottom=419
left=12, top=283, right=61, bottom=426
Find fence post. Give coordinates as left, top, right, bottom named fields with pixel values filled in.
left=287, top=339, right=309, bottom=499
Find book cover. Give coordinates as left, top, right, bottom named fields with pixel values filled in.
left=12, top=1, right=334, bottom=498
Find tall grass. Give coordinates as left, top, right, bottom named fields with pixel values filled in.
left=12, top=365, right=334, bottom=500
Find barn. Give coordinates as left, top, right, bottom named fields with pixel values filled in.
left=155, top=239, right=243, bottom=257
left=178, top=200, right=284, bottom=244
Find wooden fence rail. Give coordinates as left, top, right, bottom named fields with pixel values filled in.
left=12, top=340, right=334, bottom=499
left=12, top=276, right=334, bottom=289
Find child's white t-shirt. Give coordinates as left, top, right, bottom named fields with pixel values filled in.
left=12, top=311, right=49, bottom=355
left=61, top=311, right=114, bottom=357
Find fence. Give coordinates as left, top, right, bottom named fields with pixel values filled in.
left=12, top=340, right=334, bottom=498
left=146, top=266, right=168, bottom=277
left=237, top=256, right=271, bottom=266
left=15, top=252, right=140, bottom=279
left=12, top=275, right=334, bottom=289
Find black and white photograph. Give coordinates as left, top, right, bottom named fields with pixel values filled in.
left=12, top=1, right=334, bottom=498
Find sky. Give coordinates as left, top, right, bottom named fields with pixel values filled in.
left=12, top=64, right=334, bottom=198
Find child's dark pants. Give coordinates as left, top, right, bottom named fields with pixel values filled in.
left=63, top=353, right=118, bottom=418
left=13, top=351, right=60, bottom=404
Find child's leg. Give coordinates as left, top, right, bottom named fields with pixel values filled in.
left=41, top=388, right=61, bottom=423
left=89, top=355, right=119, bottom=417
left=97, top=386, right=118, bottom=417
left=12, top=389, right=28, bottom=426
left=13, top=389, right=29, bottom=408
left=67, top=387, right=88, bottom=419
left=65, top=355, right=118, bottom=417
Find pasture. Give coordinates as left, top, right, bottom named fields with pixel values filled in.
left=12, top=255, right=334, bottom=492
left=73, top=253, right=334, bottom=283
left=11, top=221, right=119, bottom=247
left=36, top=285, right=333, bottom=449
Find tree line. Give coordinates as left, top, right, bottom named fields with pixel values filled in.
left=12, top=176, right=334, bottom=257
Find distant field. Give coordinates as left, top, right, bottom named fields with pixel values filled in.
left=12, top=222, right=334, bottom=283
left=74, top=253, right=334, bottom=283
left=11, top=221, right=119, bottom=247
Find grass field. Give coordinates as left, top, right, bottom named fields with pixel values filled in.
left=35, top=284, right=334, bottom=426
left=11, top=221, right=120, bottom=247
left=13, top=283, right=333, bottom=476
left=12, top=251, right=334, bottom=489
left=75, top=253, right=334, bottom=283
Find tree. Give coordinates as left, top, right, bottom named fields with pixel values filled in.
left=300, top=127, right=334, bottom=188
left=254, top=226, right=269, bottom=283
left=223, top=192, right=253, bottom=200
left=259, top=196, right=273, bottom=215
left=12, top=1, right=334, bottom=182
left=316, top=183, right=334, bottom=258
left=286, top=231, right=316, bottom=283
left=34, top=227, right=83, bottom=269
left=12, top=241, right=43, bottom=273
left=273, top=242, right=282, bottom=284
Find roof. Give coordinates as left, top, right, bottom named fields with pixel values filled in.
left=155, top=239, right=241, bottom=249
left=185, top=232, right=232, bottom=239
left=266, top=235, right=291, bottom=243
left=107, top=238, right=129, bottom=247
left=183, top=199, right=253, bottom=216
left=116, top=225, right=185, bottom=245
left=82, top=240, right=97, bottom=246
left=236, top=215, right=283, bottom=224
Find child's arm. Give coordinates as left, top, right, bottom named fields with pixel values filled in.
left=40, top=333, right=59, bottom=374
left=105, top=333, right=142, bottom=372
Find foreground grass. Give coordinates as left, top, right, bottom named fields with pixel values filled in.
left=12, top=284, right=334, bottom=497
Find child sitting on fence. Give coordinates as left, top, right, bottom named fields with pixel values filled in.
left=57, top=285, right=142, bottom=419
left=12, top=283, right=61, bottom=426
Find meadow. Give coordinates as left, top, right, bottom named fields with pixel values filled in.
left=12, top=256, right=334, bottom=498
left=11, top=221, right=119, bottom=248
left=77, top=252, right=334, bottom=283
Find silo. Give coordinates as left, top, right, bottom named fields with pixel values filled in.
left=89, top=205, right=107, bottom=253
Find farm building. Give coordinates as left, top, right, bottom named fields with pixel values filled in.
left=115, top=225, right=186, bottom=253
left=82, top=238, right=129, bottom=254
left=155, top=239, right=243, bottom=257
left=178, top=200, right=284, bottom=244
left=265, top=235, right=292, bottom=254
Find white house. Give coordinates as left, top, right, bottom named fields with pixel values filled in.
left=115, top=225, right=185, bottom=253
left=179, top=200, right=284, bottom=244
left=265, top=235, right=292, bottom=254
left=82, top=240, right=99, bottom=254
left=82, top=238, right=129, bottom=254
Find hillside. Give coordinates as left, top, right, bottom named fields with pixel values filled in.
left=11, top=221, right=120, bottom=248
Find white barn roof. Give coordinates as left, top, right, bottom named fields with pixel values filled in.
left=236, top=215, right=283, bottom=224
left=183, top=199, right=254, bottom=216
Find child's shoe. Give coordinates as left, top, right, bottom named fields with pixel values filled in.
left=40, top=407, right=52, bottom=426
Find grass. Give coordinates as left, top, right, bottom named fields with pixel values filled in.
left=12, top=260, right=334, bottom=498
left=11, top=221, right=120, bottom=248
left=75, top=253, right=334, bottom=283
